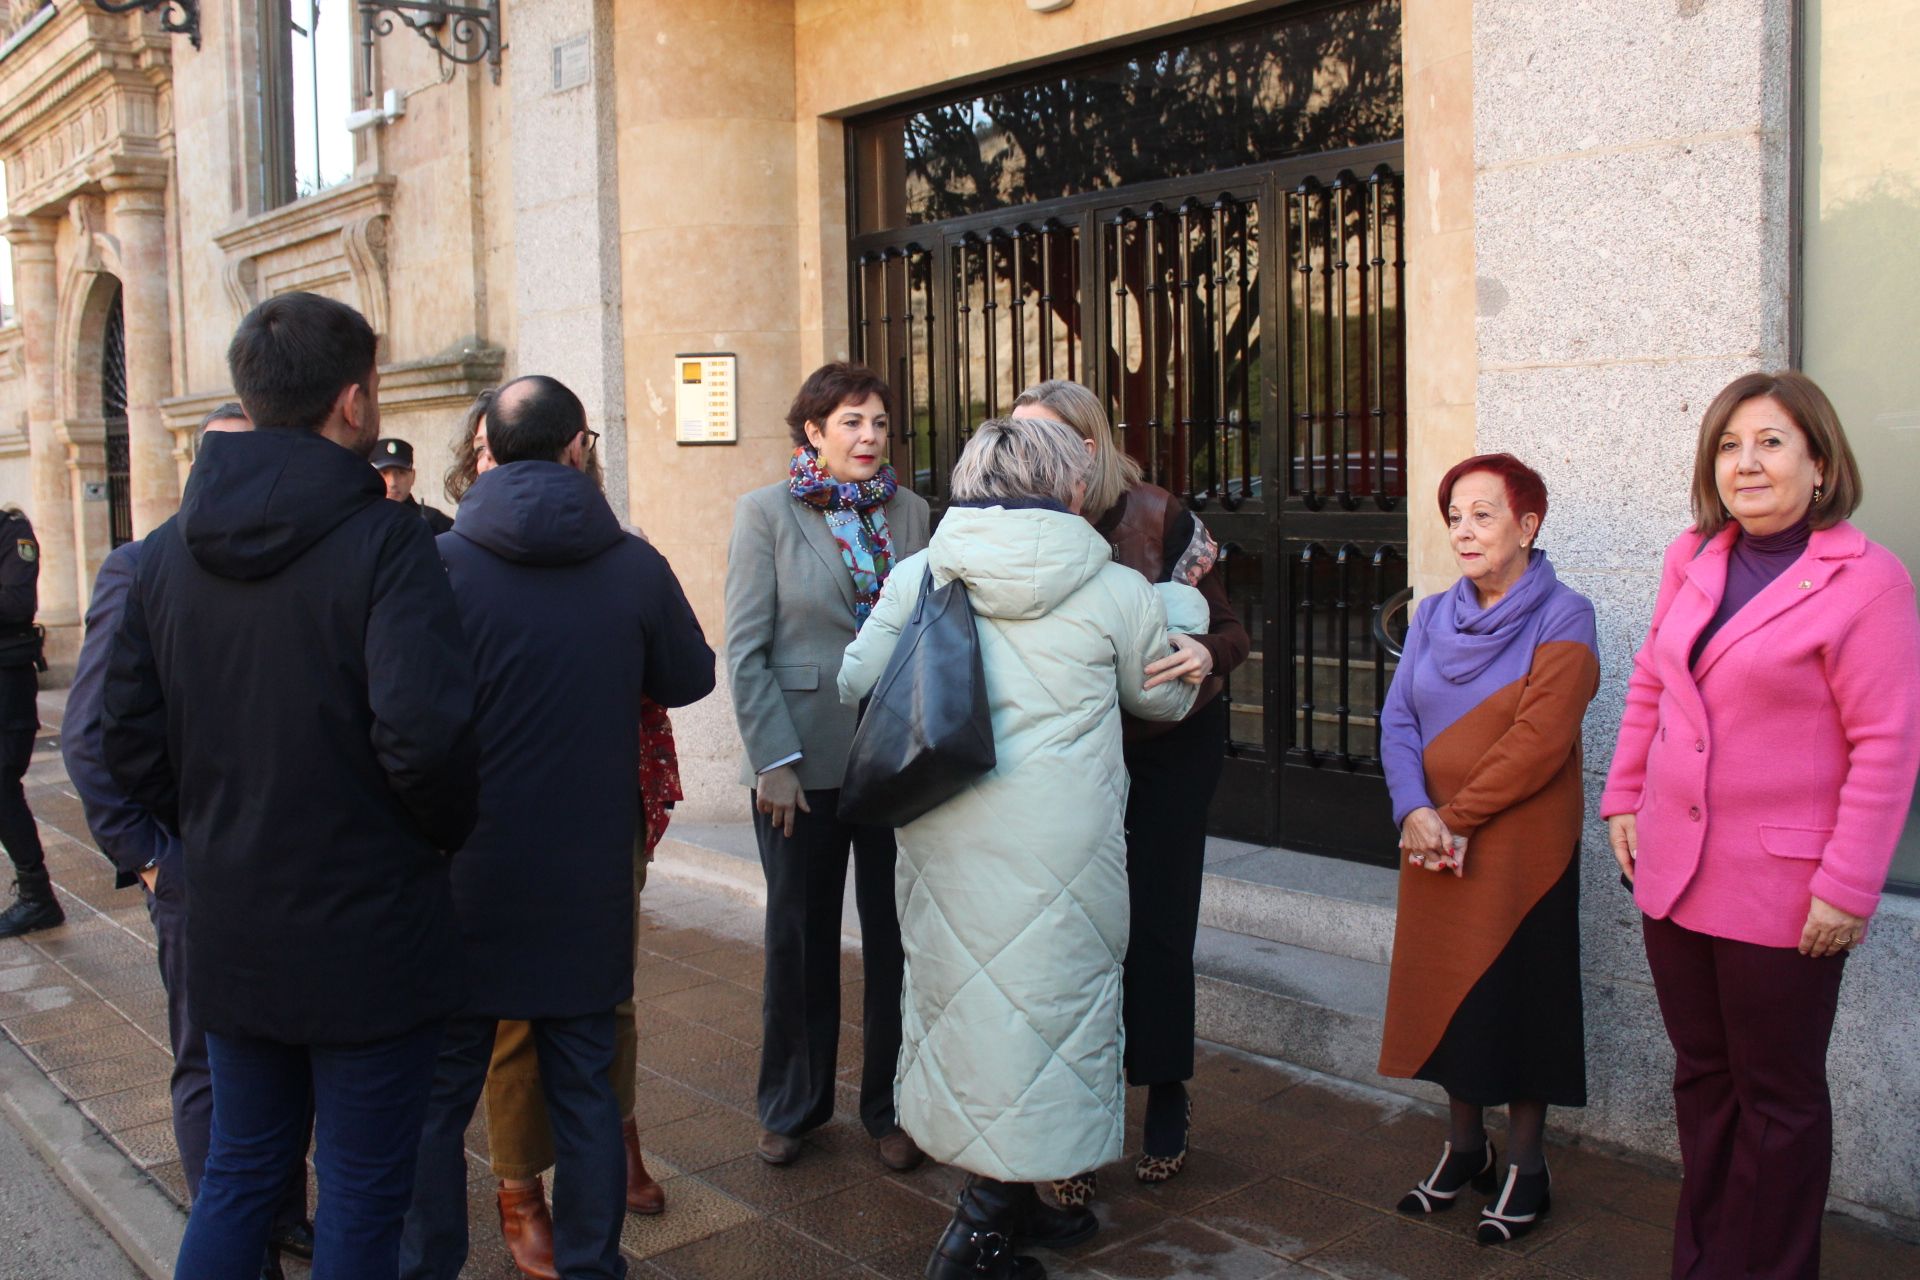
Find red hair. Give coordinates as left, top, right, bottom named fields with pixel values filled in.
left=1438, top=453, right=1548, bottom=530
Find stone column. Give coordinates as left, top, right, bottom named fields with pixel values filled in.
left=2, top=214, right=80, bottom=665
left=104, top=174, right=180, bottom=538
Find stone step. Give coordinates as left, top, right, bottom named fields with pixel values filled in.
left=1192, top=924, right=1423, bottom=1104
left=654, top=827, right=1406, bottom=970
left=656, top=821, right=1426, bottom=1106
left=1201, top=839, right=1399, bottom=966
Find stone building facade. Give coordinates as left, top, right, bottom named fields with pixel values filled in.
left=2, top=0, right=1915, bottom=1231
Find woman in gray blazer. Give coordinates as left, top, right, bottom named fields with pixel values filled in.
left=724, top=362, right=931, bottom=1171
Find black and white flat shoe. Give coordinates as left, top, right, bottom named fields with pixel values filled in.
left=1397, top=1140, right=1497, bottom=1215
left=1476, top=1164, right=1551, bottom=1246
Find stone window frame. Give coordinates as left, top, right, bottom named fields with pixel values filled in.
left=257, top=0, right=364, bottom=211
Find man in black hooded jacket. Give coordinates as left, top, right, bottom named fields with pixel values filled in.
left=398, top=375, right=713, bottom=1280
left=103, top=292, right=480, bottom=1280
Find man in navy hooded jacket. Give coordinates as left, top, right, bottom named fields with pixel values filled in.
left=104, top=293, right=480, bottom=1280
left=398, top=375, right=714, bottom=1280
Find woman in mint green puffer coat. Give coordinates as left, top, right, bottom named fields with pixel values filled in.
left=839, top=416, right=1200, bottom=1280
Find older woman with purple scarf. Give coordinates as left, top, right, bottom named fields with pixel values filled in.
left=723, top=362, right=931, bottom=1171
left=1377, top=453, right=1600, bottom=1248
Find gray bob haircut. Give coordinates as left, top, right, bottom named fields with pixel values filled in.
left=949, top=415, right=1094, bottom=507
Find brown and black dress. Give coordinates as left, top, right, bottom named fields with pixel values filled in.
left=1376, top=552, right=1598, bottom=1105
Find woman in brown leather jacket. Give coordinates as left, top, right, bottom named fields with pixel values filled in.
left=1012, top=380, right=1251, bottom=1200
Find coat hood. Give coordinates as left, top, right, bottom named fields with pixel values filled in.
left=181, top=429, right=385, bottom=581
left=451, top=461, right=624, bottom=566
left=927, top=504, right=1112, bottom=620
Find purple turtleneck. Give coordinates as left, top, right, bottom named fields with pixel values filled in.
left=1690, top=515, right=1813, bottom=668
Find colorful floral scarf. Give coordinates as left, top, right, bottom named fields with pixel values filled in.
left=788, top=446, right=896, bottom=626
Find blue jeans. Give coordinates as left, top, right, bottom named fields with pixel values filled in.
left=146, top=859, right=310, bottom=1222
left=176, top=1023, right=442, bottom=1280
left=400, top=1013, right=627, bottom=1280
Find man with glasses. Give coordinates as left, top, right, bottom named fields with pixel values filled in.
left=399, top=375, right=713, bottom=1280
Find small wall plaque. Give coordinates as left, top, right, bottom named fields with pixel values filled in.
left=552, top=35, right=591, bottom=92
left=674, top=353, right=738, bottom=445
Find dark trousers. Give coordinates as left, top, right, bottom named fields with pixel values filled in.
left=401, top=1013, right=626, bottom=1280
left=145, top=860, right=308, bottom=1223
left=1642, top=914, right=1846, bottom=1280
left=752, top=788, right=904, bottom=1139
left=0, top=669, right=45, bottom=877
left=178, top=1023, right=441, bottom=1280
left=1121, top=695, right=1228, bottom=1086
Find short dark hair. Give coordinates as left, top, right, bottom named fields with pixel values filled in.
left=486, top=375, right=587, bottom=465
left=1437, top=452, right=1549, bottom=531
left=196, top=401, right=249, bottom=449
left=784, top=362, right=892, bottom=447
left=226, top=293, right=377, bottom=432
left=200, top=402, right=248, bottom=431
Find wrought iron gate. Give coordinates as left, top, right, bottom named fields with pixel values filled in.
left=101, top=284, right=133, bottom=549
left=850, top=146, right=1409, bottom=864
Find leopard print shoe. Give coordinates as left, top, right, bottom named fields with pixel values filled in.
left=1050, top=1172, right=1098, bottom=1206
left=1134, top=1095, right=1192, bottom=1184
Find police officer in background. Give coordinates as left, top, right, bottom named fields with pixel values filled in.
left=0, top=504, right=60, bottom=938
left=373, top=438, right=455, bottom=534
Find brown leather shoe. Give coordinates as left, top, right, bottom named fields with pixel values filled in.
left=757, top=1129, right=802, bottom=1165
left=622, top=1118, right=666, bottom=1215
left=495, top=1178, right=560, bottom=1280
left=875, top=1127, right=925, bottom=1172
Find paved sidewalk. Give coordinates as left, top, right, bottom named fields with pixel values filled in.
left=2, top=715, right=1916, bottom=1279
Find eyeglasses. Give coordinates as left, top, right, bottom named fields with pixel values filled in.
left=581, top=428, right=600, bottom=453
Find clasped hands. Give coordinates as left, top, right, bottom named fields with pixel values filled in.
left=1607, top=814, right=1865, bottom=958
left=1400, top=806, right=1467, bottom=877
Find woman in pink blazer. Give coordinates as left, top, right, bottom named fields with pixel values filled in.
left=1602, top=371, right=1920, bottom=1280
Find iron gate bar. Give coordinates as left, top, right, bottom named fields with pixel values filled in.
left=1109, top=210, right=1129, bottom=459
left=1290, top=176, right=1317, bottom=509
left=1037, top=223, right=1056, bottom=382
left=982, top=232, right=1000, bottom=418
left=1175, top=198, right=1190, bottom=498
left=1335, top=542, right=1355, bottom=766
left=1202, top=196, right=1226, bottom=510
left=1237, top=195, right=1257, bottom=509
left=956, top=235, right=975, bottom=437
left=1009, top=227, right=1027, bottom=395
left=1332, top=171, right=1353, bottom=509
left=1369, top=169, right=1389, bottom=504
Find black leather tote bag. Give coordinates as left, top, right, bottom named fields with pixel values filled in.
left=838, top=567, right=996, bottom=828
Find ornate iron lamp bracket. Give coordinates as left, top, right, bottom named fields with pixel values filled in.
left=91, top=0, right=202, bottom=49
left=358, top=0, right=504, bottom=85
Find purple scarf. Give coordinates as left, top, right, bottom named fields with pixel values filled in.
left=1426, top=549, right=1561, bottom=685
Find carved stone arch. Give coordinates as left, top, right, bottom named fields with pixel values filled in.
left=53, top=266, right=122, bottom=589
left=54, top=265, right=121, bottom=423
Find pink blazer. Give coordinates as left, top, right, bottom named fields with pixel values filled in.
left=1601, top=521, right=1920, bottom=947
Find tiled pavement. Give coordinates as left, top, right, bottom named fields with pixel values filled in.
left=4, top=716, right=1918, bottom=1279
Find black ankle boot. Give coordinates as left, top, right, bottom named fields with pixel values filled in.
left=0, top=870, right=63, bottom=939
left=1009, top=1181, right=1098, bottom=1250
left=925, top=1176, right=1046, bottom=1280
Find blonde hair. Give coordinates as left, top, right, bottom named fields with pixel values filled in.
left=949, top=416, right=1094, bottom=507
left=1689, top=371, right=1861, bottom=536
left=1011, top=380, right=1142, bottom=520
